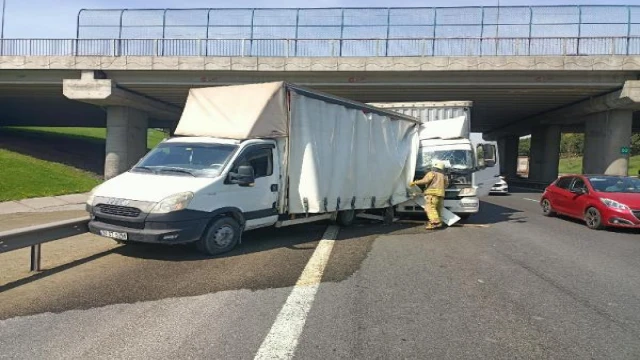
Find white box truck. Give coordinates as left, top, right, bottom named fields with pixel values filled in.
left=86, top=82, right=420, bottom=255
left=368, top=101, right=499, bottom=219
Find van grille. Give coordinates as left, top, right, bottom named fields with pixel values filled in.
left=96, top=204, right=141, bottom=218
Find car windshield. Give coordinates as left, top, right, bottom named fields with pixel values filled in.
left=417, top=147, right=474, bottom=172
left=132, top=142, right=238, bottom=178
left=587, top=176, right=640, bottom=193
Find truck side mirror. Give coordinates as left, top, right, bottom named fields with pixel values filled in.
left=229, top=165, right=255, bottom=187
left=481, top=144, right=496, bottom=168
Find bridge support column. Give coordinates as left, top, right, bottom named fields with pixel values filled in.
left=582, top=109, right=632, bottom=176
left=498, top=135, right=519, bottom=179
left=528, top=125, right=561, bottom=183
left=105, top=107, right=148, bottom=180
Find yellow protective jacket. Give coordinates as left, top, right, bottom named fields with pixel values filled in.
left=414, top=170, right=448, bottom=197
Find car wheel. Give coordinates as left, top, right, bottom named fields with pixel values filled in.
left=584, top=207, right=605, bottom=230
left=196, top=217, right=241, bottom=255
left=541, top=198, right=555, bottom=217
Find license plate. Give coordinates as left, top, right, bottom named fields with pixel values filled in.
left=99, top=230, right=128, bottom=240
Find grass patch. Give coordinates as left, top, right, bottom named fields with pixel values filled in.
left=559, top=155, right=640, bottom=176
left=6, top=127, right=167, bottom=149
left=0, top=149, right=101, bottom=201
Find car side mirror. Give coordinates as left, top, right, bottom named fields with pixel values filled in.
left=571, top=187, right=586, bottom=195
left=229, top=165, right=255, bottom=187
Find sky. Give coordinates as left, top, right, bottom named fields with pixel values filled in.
left=2, top=0, right=638, bottom=38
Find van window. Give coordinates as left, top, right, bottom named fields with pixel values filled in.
left=233, top=147, right=273, bottom=179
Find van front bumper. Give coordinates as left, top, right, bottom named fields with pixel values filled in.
left=88, top=216, right=210, bottom=244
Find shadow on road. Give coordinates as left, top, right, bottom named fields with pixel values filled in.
left=0, top=247, right=121, bottom=293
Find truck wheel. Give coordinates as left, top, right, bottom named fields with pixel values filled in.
left=196, top=217, right=241, bottom=256
left=336, top=209, right=356, bottom=227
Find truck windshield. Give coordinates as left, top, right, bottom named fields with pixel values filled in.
left=417, top=147, right=474, bottom=172
left=132, top=142, right=238, bottom=178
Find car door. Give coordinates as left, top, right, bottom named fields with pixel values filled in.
left=566, top=177, right=590, bottom=218
left=225, top=144, right=280, bottom=230
left=549, top=176, right=575, bottom=214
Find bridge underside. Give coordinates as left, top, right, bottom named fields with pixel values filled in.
left=0, top=58, right=639, bottom=179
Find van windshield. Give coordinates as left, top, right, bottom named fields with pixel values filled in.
left=132, top=142, right=238, bottom=178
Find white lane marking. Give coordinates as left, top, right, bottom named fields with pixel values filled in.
left=523, top=198, right=540, bottom=203
left=254, top=225, right=340, bottom=360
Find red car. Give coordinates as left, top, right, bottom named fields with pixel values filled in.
left=540, top=174, right=640, bottom=230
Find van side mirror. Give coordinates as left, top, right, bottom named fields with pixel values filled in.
left=229, top=165, right=255, bottom=187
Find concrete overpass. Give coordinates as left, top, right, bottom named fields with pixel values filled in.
left=1, top=54, right=639, bottom=180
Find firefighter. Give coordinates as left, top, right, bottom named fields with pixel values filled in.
left=410, top=160, right=449, bottom=230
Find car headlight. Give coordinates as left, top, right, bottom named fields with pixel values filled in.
left=86, top=186, right=99, bottom=206
left=600, top=198, right=630, bottom=211
left=150, top=192, right=194, bottom=214
left=459, top=187, right=477, bottom=197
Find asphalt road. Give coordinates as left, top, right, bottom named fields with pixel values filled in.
left=1, top=190, right=640, bottom=359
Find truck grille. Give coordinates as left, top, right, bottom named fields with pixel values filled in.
left=95, top=216, right=145, bottom=229
left=96, top=204, right=141, bottom=218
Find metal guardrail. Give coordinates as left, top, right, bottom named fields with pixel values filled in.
left=0, top=36, right=639, bottom=57
left=0, top=217, right=89, bottom=272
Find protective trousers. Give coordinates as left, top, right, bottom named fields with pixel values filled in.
left=424, top=195, right=444, bottom=229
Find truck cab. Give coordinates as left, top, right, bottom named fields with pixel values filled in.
left=395, top=117, right=499, bottom=219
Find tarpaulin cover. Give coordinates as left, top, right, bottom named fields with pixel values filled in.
left=287, top=92, right=418, bottom=213
left=174, top=82, right=288, bottom=139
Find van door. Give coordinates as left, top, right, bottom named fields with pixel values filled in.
left=224, top=144, right=280, bottom=230
left=474, top=142, right=499, bottom=197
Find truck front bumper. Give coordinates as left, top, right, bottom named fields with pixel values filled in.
left=395, top=197, right=479, bottom=215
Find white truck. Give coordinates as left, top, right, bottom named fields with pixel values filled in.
left=86, top=82, right=420, bottom=255
left=368, top=101, right=499, bottom=219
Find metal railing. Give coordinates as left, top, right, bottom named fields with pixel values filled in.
left=0, top=217, right=89, bottom=271
left=76, top=6, right=640, bottom=43
left=1, top=36, right=640, bottom=57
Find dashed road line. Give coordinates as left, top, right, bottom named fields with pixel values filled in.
left=254, top=225, right=340, bottom=360
left=523, top=198, right=540, bottom=203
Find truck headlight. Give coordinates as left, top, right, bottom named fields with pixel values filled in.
left=600, top=198, right=630, bottom=211
left=459, top=187, right=477, bottom=197
left=150, top=192, right=194, bottom=214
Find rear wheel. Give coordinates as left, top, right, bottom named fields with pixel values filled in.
left=585, top=207, right=604, bottom=230
left=541, top=198, right=555, bottom=217
left=336, top=209, right=356, bottom=227
left=196, top=217, right=241, bottom=255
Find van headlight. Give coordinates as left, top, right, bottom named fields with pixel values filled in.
left=150, top=192, right=194, bottom=214
left=459, top=187, right=477, bottom=197
left=86, top=186, right=99, bottom=206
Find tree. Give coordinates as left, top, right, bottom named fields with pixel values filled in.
left=518, top=137, right=530, bottom=156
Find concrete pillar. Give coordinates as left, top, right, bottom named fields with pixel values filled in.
left=105, top=106, right=149, bottom=179
left=528, top=125, right=561, bottom=182
left=582, top=109, right=632, bottom=176
left=497, top=135, right=519, bottom=179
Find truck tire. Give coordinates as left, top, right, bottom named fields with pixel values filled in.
left=196, top=217, right=241, bottom=256
left=336, top=209, right=356, bottom=227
